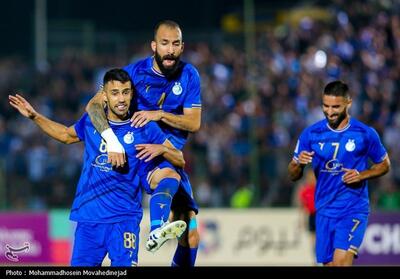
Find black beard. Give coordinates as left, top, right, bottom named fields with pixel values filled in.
left=325, top=111, right=347, bottom=129
left=154, top=51, right=181, bottom=78
left=109, top=108, right=129, bottom=120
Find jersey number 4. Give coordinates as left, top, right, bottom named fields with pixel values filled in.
left=157, top=92, right=166, bottom=109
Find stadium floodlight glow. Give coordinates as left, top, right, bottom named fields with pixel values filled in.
left=314, top=50, right=327, bottom=69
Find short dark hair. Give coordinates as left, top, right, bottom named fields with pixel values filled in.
left=103, top=68, right=131, bottom=86
left=323, top=80, right=350, bottom=98
left=154, top=20, right=182, bottom=39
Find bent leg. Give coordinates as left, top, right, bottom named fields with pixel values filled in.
left=148, top=168, right=180, bottom=231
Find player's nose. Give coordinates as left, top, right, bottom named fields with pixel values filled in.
left=326, top=107, right=334, bottom=115
left=117, top=94, right=126, bottom=102
left=167, top=44, right=175, bottom=54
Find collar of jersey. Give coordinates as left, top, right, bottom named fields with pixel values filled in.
left=108, top=118, right=131, bottom=126
left=151, top=66, right=165, bottom=77
left=325, top=117, right=351, bottom=133
left=150, top=57, right=165, bottom=77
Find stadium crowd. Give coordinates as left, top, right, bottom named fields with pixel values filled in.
left=1, top=0, right=399, bottom=210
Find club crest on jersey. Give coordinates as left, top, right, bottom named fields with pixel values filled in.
left=345, top=139, right=356, bottom=152
left=172, top=82, right=183, bottom=95
left=123, top=132, right=134, bottom=144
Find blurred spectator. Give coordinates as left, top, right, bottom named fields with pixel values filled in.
left=230, top=184, right=254, bottom=209
left=376, top=178, right=400, bottom=211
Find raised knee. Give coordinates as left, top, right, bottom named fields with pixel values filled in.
left=165, top=169, right=181, bottom=182
left=149, top=168, right=181, bottom=189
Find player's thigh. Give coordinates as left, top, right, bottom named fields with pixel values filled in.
left=107, top=218, right=141, bottom=267
left=333, top=213, right=368, bottom=258
left=71, top=222, right=108, bottom=266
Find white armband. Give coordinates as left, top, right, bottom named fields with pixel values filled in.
left=101, top=128, right=125, bottom=153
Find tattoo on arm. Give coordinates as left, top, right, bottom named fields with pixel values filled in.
left=87, top=102, right=110, bottom=133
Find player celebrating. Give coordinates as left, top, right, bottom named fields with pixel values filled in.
left=86, top=20, right=201, bottom=266
left=288, top=80, right=390, bottom=266
left=9, top=68, right=186, bottom=266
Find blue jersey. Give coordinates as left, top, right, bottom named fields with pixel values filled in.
left=70, top=113, right=168, bottom=223
left=124, top=57, right=201, bottom=149
left=293, top=118, right=387, bottom=217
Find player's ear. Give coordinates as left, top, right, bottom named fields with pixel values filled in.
left=102, top=88, right=107, bottom=102
left=347, top=98, right=352, bottom=109
left=151, top=41, right=156, bottom=53
left=181, top=41, right=184, bottom=52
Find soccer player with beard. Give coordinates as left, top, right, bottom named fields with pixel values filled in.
left=288, top=80, right=390, bottom=266
left=86, top=20, right=201, bottom=266
left=9, top=68, right=186, bottom=266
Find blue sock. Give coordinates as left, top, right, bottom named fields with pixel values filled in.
left=149, top=177, right=179, bottom=232
left=171, top=218, right=198, bottom=267
left=171, top=245, right=198, bottom=267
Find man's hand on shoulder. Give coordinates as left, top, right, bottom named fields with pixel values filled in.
left=131, top=110, right=163, bottom=128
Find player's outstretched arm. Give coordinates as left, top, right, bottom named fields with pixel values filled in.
left=131, top=108, right=201, bottom=132
left=9, top=94, right=79, bottom=144
left=135, top=140, right=185, bottom=168
left=85, top=88, right=126, bottom=167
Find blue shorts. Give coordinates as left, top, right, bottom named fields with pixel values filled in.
left=315, top=212, right=368, bottom=264
left=71, top=218, right=141, bottom=267
left=139, top=160, right=199, bottom=214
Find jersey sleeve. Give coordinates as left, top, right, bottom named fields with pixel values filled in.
left=123, top=62, right=140, bottom=80
left=183, top=67, right=202, bottom=109
left=73, top=113, right=88, bottom=141
left=144, top=122, right=169, bottom=144
left=293, top=129, right=311, bottom=162
left=367, top=127, right=388, bottom=163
